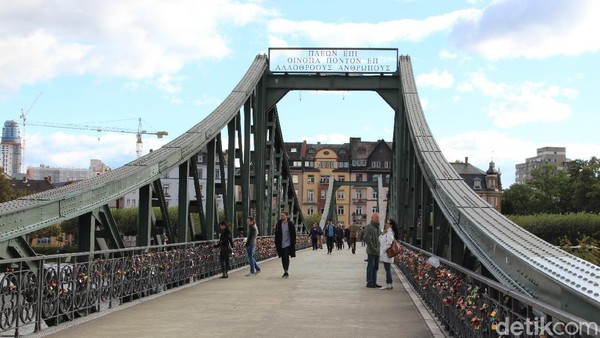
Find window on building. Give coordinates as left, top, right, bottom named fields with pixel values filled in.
left=198, top=168, right=203, bottom=179
left=307, top=206, right=314, bottom=215
left=372, top=206, right=379, bottom=213
left=197, top=154, right=204, bottom=162
left=163, top=184, right=170, bottom=196
left=307, top=175, right=314, bottom=184
left=352, top=159, right=367, bottom=166
left=320, top=208, right=325, bottom=214
left=291, top=148, right=297, bottom=153
left=215, top=169, right=220, bottom=179
left=318, top=161, right=335, bottom=169
left=338, top=161, right=349, bottom=168
left=356, top=190, right=363, bottom=199
left=37, top=237, right=50, bottom=244
left=319, top=176, right=330, bottom=184
left=321, top=190, right=326, bottom=200
left=356, top=174, right=363, bottom=182
left=372, top=161, right=381, bottom=168
left=356, top=207, right=363, bottom=215
left=473, top=177, right=482, bottom=190
left=305, top=161, right=314, bottom=167
left=293, top=161, right=302, bottom=167
left=307, top=190, right=314, bottom=202
left=337, top=206, right=345, bottom=215
left=292, top=175, right=299, bottom=184
left=337, top=190, right=345, bottom=200
left=385, top=175, right=390, bottom=184
left=338, top=175, right=345, bottom=182
left=384, top=161, right=390, bottom=168
left=308, top=148, right=315, bottom=154
left=372, top=191, right=378, bottom=198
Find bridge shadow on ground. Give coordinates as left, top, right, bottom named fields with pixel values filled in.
left=36, top=245, right=444, bottom=338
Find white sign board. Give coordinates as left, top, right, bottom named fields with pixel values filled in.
left=269, top=48, right=398, bottom=74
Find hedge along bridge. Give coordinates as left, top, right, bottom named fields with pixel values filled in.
left=0, top=48, right=599, bottom=333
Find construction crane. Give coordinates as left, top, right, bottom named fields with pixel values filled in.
left=19, top=92, right=43, bottom=172
left=27, top=118, right=168, bottom=158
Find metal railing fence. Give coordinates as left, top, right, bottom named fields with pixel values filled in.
left=0, top=236, right=310, bottom=337
left=395, top=242, right=599, bottom=338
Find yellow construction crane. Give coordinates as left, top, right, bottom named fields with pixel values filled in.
left=27, top=117, right=168, bottom=158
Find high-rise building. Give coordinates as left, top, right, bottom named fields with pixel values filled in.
left=515, top=147, right=569, bottom=184
left=1, top=120, right=22, bottom=177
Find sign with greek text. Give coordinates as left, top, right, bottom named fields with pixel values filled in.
left=268, top=48, right=398, bottom=74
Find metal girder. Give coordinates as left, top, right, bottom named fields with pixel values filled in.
left=188, top=155, right=204, bottom=239
left=206, top=139, right=217, bottom=240
left=178, top=161, right=189, bottom=243
left=152, top=178, right=174, bottom=241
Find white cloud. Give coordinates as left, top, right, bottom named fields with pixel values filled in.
left=463, top=72, right=577, bottom=128
left=450, top=0, right=600, bottom=60
left=25, top=131, right=169, bottom=169
left=267, top=9, right=479, bottom=46
left=0, top=1, right=276, bottom=91
left=438, top=130, right=536, bottom=185
left=439, top=49, right=457, bottom=59
left=417, top=69, right=454, bottom=89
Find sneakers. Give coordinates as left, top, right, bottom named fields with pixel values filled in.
left=282, top=272, right=289, bottom=279
left=255, top=269, right=261, bottom=275
left=379, top=284, right=393, bottom=290
left=366, top=283, right=376, bottom=288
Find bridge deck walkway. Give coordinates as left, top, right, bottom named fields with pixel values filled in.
left=36, top=245, right=445, bottom=338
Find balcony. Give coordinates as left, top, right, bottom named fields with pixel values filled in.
left=352, top=198, right=366, bottom=204
left=352, top=214, right=367, bottom=221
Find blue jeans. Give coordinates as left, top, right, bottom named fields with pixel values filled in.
left=366, top=254, right=379, bottom=285
left=382, top=262, right=392, bottom=284
left=246, top=244, right=260, bottom=273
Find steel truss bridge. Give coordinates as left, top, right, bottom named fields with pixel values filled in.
left=1, top=52, right=600, bottom=327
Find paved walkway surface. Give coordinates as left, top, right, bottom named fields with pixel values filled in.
left=35, top=245, right=446, bottom=338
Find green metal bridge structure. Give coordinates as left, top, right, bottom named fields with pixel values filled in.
left=1, top=48, right=599, bottom=335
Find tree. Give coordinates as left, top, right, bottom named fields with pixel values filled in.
left=501, top=183, right=535, bottom=215
left=567, top=157, right=600, bottom=213
left=0, top=174, right=19, bottom=203
left=527, top=164, right=570, bottom=213
left=303, top=213, right=322, bottom=228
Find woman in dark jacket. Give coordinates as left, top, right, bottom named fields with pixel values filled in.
left=215, top=221, right=234, bottom=278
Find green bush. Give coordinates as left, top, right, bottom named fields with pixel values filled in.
left=508, top=212, right=600, bottom=245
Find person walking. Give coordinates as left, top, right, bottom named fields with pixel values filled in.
left=309, top=223, right=322, bottom=250
left=274, top=211, right=296, bottom=278
left=348, top=223, right=359, bottom=254
left=324, top=219, right=335, bottom=254
left=365, top=213, right=381, bottom=288
left=379, top=219, right=400, bottom=290
left=245, top=216, right=261, bottom=276
left=215, top=221, right=234, bottom=278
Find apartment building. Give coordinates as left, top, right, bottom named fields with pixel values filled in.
left=285, top=137, right=391, bottom=227
left=515, top=147, right=569, bottom=184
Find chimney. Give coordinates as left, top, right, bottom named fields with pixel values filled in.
left=45, top=175, right=52, bottom=183
left=465, top=157, right=468, bottom=164
left=301, top=140, right=307, bottom=157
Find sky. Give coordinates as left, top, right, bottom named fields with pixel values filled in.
left=1, top=0, right=599, bottom=186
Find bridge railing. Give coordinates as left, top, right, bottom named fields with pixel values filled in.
left=396, top=242, right=600, bottom=338
left=0, top=237, right=311, bottom=337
